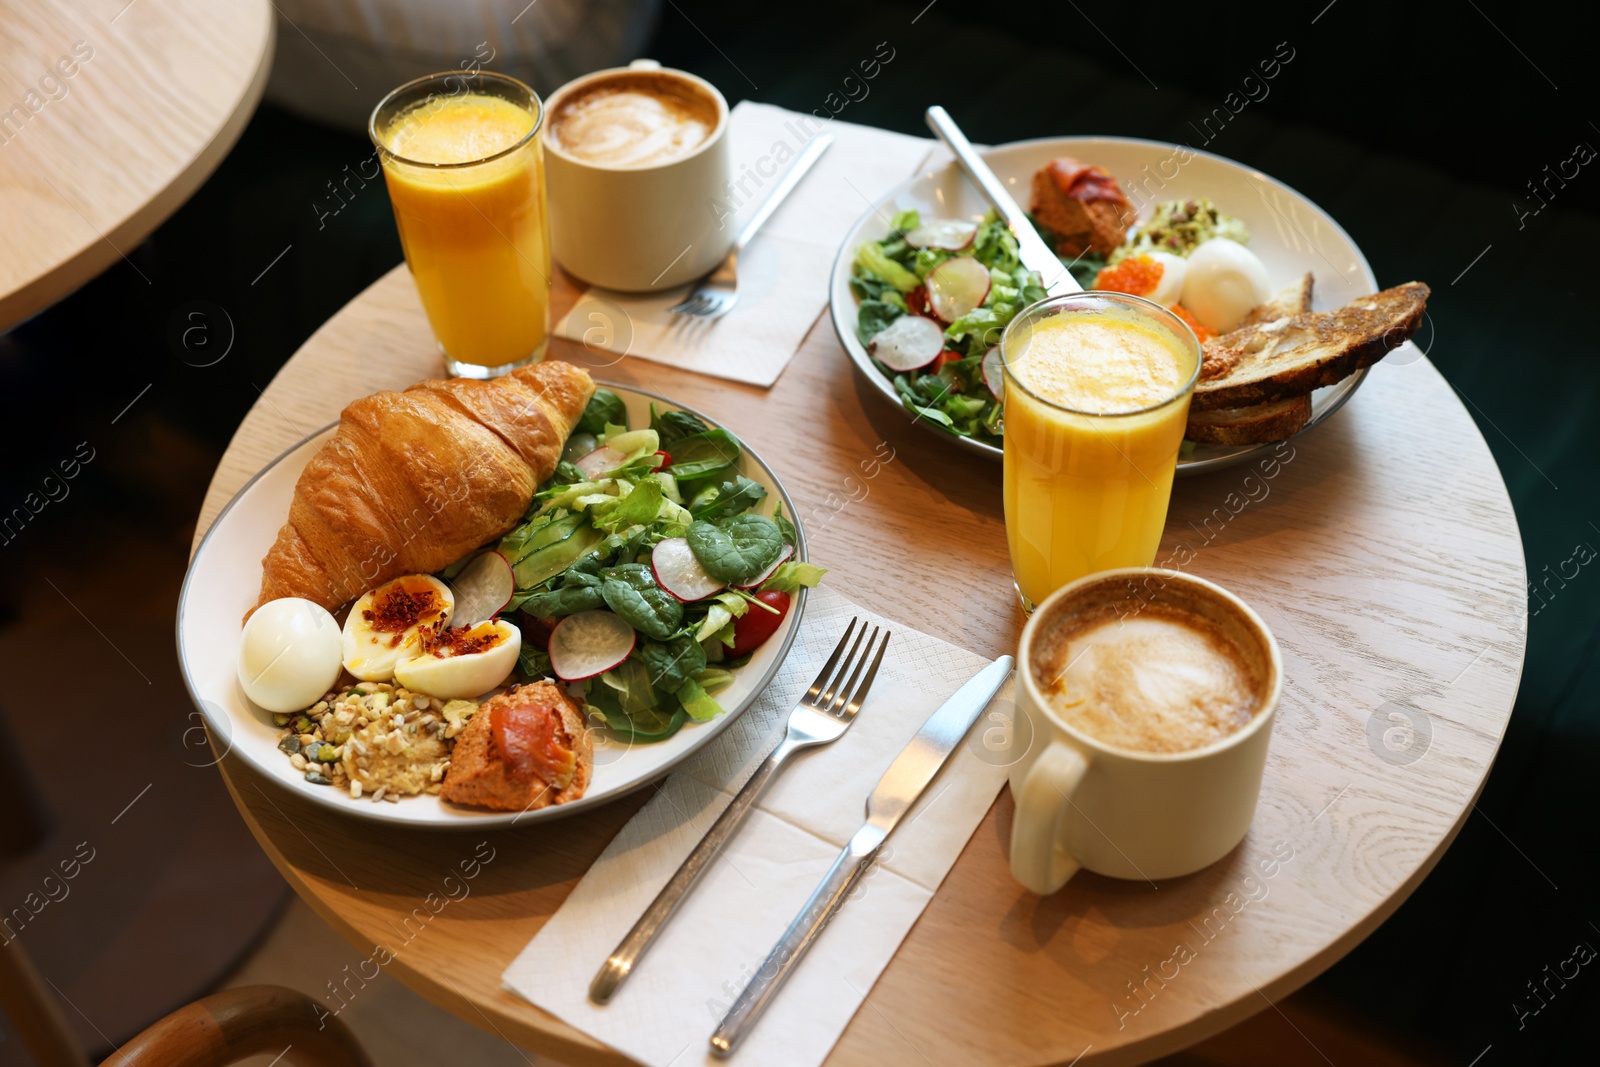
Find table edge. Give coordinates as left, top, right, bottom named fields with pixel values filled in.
left=0, top=7, right=276, bottom=331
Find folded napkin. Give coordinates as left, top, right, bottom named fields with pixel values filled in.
left=552, top=103, right=932, bottom=387
left=502, top=585, right=1015, bottom=1066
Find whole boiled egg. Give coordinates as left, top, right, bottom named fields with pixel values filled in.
left=1180, top=238, right=1271, bottom=333
left=394, top=620, right=521, bottom=700
left=342, top=574, right=454, bottom=681
left=238, top=598, right=343, bottom=712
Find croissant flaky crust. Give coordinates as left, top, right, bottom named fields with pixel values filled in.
left=252, top=361, right=595, bottom=616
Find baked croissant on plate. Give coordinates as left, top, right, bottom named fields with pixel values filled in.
left=252, top=361, right=595, bottom=617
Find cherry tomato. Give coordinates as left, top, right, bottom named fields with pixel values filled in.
left=730, top=591, right=791, bottom=657
left=930, top=349, right=962, bottom=372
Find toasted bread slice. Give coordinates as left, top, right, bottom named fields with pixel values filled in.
left=1233, top=273, right=1314, bottom=331
left=1191, top=282, right=1428, bottom=411
left=1186, top=394, right=1312, bottom=445
left=1181, top=274, right=1316, bottom=445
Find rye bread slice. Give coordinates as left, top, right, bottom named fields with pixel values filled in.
left=1191, top=281, right=1429, bottom=411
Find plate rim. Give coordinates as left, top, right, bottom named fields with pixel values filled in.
left=176, top=378, right=809, bottom=830
left=827, top=133, right=1380, bottom=475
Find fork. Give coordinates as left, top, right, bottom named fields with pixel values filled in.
left=665, top=133, right=834, bottom=322
left=589, top=617, right=890, bottom=1003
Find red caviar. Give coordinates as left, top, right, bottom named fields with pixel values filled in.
left=1167, top=304, right=1216, bottom=343
left=1094, top=254, right=1163, bottom=297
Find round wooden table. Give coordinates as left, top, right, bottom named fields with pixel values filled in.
left=0, top=0, right=274, bottom=330
left=192, top=265, right=1526, bottom=1066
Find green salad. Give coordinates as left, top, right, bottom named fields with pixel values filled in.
left=467, top=389, right=823, bottom=742
left=851, top=209, right=1045, bottom=441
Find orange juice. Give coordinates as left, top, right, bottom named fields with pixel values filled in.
left=373, top=81, right=550, bottom=375
left=1002, top=296, right=1200, bottom=610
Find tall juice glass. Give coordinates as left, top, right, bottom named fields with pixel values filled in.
left=370, top=72, right=551, bottom=378
left=1001, top=291, right=1201, bottom=611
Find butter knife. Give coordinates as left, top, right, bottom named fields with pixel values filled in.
left=924, top=105, right=1080, bottom=297
left=708, top=654, right=1015, bottom=1056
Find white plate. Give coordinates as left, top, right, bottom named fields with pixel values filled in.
left=178, top=383, right=808, bottom=829
left=828, top=135, right=1382, bottom=474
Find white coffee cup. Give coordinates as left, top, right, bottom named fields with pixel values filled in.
left=1008, top=568, right=1282, bottom=895
left=543, top=59, right=731, bottom=292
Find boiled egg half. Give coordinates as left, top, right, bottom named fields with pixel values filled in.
left=1180, top=238, right=1271, bottom=333
left=1142, top=251, right=1188, bottom=307
left=238, top=598, right=343, bottom=712
left=341, top=574, right=454, bottom=681
left=394, top=620, right=521, bottom=700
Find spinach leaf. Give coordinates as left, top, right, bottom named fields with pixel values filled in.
left=518, top=584, right=605, bottom=617
left=577, top=389, right=626, bottom=435
left=635, top=634, right=707, bottom=694
left=686, top=516, right=784, bottom=583
left=688, top=476, right=767, bottom=522
left=857, top=299, right=903, bottom=343
left=600, top=563, right=683, bottom=640
left=849, top=274, right=891, bottom=302
left=664, top=429, right=742, bottom=484
left=549, top=460, right=585, bottom=487
left=773, top=505, right=799, bottom=551
left=649, top=404, right=712, bottom=445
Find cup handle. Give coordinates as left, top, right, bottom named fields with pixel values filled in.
left=629, top=59, right=662, bottom=71
left=1009, top=739, right=1089, bottom=895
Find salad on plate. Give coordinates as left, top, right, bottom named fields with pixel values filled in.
left=479, top=389, right=823, bottom=742
left=851, top=209, right=1045, bottom=442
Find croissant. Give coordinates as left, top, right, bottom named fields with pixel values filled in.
left=252, top=361, right=595, bottom=616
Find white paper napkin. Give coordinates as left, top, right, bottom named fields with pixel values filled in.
left=553, top=103, right=932, bottom=387
left=502, top=585, right=1016, bottom=1066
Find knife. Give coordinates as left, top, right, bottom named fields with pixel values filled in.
left=708, top=654, right=1015, bottom=1056
left=924, top=105, right=1081, bottom=297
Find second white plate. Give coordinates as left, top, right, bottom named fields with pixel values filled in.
left=828, top=135, right=1384, bottom=474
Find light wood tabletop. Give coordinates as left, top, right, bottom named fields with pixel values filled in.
left=192, top=264, right=1526, bottom=1066
left=0, top=0, right=274, bottom=330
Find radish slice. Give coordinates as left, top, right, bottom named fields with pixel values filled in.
left=548, top=611, right=637, bottom=682
left=981, top=346, right=1005, bottom=400
left=870, top=315, right=945, bottom=372
left=905, top=219, right=978, bottom=251
left=651, top=537, right=725, bottom=602
left=734, top=543, right=795, bottom=589
left=575, top=445, right=628, bottom=478
left=450, top=551, right=515, bottom=625
left=926, top=257, right=992, bottom=322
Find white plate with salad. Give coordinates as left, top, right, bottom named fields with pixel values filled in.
left=178, top=382, right=816, bottom=828
left=828, top=135, right=1381, bottom=473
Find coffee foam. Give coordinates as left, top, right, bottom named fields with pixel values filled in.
left=549, top=73, right=718, bottom=168
left=1032, top=598, right=1265, bottom=755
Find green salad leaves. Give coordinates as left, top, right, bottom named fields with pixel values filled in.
left=486, top=390, right=824, bottom=742
left=851, top=209, right=1044, bottom=443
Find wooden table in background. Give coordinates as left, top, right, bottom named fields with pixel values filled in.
left=0, top=0, right=274, bottom=330
left=192, top=265, right=1526, bottom=1066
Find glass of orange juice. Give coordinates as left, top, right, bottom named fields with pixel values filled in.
left=370, top=71, right=551, bottom=379
left=1000, top=292, right=1201, bottom=612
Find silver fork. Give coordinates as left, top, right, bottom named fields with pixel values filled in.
left=666, top=132, right=835, bottom=322
left=589, top=617, right=889, bottom=1003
